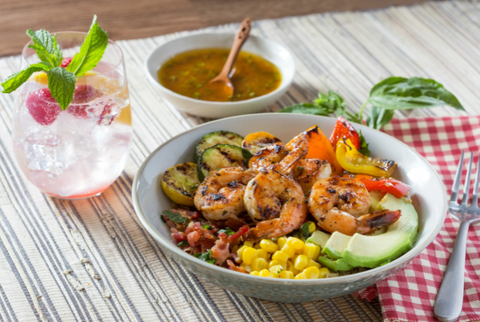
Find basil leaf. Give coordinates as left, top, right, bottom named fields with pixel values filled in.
left=47, top=67, right=76, bottom=110
left=278, top=103, right=330, bottom=115
left=1, top=63, right=51, bottom=93
left=368, top=77, right=464, bottom=111
left=301, top=223, right=311, bottom=240
left=162, top=210, right=190, bottom=225
left=177, top=240, right=189, bottom=248
left=366, top=106, right=395, bottom=130
left=67, top=15, right=108, bottom=77
left=218, top=227, right=235, bottom=236
left=314, top=90, right=346, bottom=113
left=26, top=29, right=63, bottom=67
left=357, top=130, right=370, bottom=156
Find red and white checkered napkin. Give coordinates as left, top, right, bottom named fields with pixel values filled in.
left=356, top=116, right=480, bottom=322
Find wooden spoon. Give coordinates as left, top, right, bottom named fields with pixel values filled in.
left=200, top=18, right=251, bottom=101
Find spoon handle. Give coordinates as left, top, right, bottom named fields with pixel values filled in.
left=218, top=17, right=251, bottom=78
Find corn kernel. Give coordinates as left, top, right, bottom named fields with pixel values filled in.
left=271, top=272, right=280, bottom=278
left=252, top=257, right=268, bottom=271
left=307, top=259, right=321, bottom=269
left=242, top=247, right=258, bottom=265
left=259, top=269, right=272, bottom=277
left=269, top=265, right=284, bottom=275
left=287, top=237, right=305, bottom=250
left=279, top=271, right=294, bottom=279
left=304, top=243, right=320, bottom=260
left=294, top=273, right=307, bottom=279
left=237, top=246, right=248, bottom=259
left=254, top=243, right=262, bottom=249
left=277, top=237, right=287, bottom=249
left=260, top=239, right=278, bottom=253
left=281, top=244, right=296, bottom=258
left=286, top=260, right=300, bottom=275
left=257, top=249, right=270, bottom=261
left=303, top=266, right=320, bottom=279
left=250, top=271, right=260, bottom=276
left=318, top=267, right=330, bottom=279
left=269, top=260, right=287, bottom=270
left=240, top=262, right=252, bottom=272
left=306, top=221, right=316, bottom=233
left=244, top=241, right=254, bottom=248
left=294, top=254, right=309, bottom=271
left=272, top=251, right=289, bottom=263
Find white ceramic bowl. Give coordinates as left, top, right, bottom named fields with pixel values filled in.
left=132, top=114, right=447, bottom=302
left=145, top=33, right=295, bottom=118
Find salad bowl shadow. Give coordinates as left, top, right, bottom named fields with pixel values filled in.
left=132, top=113, right=446, bottom=303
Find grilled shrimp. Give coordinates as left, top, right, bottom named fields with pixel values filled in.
left=244, top=169, right=307, bottom=241
left=308, top=176, right=400, bottom=235
left=194, top=167, right=255, bottom=221
left=293, top=159, right=332, bottom=194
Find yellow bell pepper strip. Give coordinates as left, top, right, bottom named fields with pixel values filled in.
left=336, top=138, right=397, bottom=177
left=287, top=125, right=343, bottom=175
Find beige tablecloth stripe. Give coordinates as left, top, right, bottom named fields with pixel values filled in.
left=0, top=1, right=479, bottom=321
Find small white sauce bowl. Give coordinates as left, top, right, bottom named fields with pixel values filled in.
left=145, top=33, right=295, bottom=118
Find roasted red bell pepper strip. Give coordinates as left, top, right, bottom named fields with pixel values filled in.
left=344, top=174, right=410, bottom=198
left=330, top=116, right=360, bottom=150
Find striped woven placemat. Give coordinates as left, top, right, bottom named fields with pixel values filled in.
left=0, top=1, right=478, bottom=321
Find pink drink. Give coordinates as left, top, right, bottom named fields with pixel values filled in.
left=11, top=33, right=132, bottom=199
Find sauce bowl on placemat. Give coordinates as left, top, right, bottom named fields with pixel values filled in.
left=132, top=113, right=446, bottom=303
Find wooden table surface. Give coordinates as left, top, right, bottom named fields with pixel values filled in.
left=0, top=0, right=427, bottom=57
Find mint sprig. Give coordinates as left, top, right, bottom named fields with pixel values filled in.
left=67, top=15, right=108, bottom=77
left=0, top=15, right=108, bottom=111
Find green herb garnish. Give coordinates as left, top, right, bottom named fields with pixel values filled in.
left=162, top=210, right=190, bottom=225
left=177, top=240, right=189, bottom=248
left=297, top=166, right=304, bottom=176
left=357, top=130, right=370, bottom=156
left=218, top=227, right=235, bottom=236
left=193, top=249, right=216, bottom=264
left=1, top=15, right=108, bottom=111
left=202, top=224, right=213, bottom=230
left=300, top=223, right=311, bottom=240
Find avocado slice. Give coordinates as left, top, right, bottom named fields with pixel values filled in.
left=319, top=193, right=418, bottom=269
left=317, top=256, right=353, bottom=272
left=369, top=190, right=385, bottom=212
left=321, top=231, right=352, bottom=260
left=306, top=230, right=331, bottom=249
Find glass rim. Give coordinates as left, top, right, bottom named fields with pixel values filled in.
left=21, top=31, right=125, bottom=76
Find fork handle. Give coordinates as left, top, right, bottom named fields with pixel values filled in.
left=434, top=220, right=470, bottom=322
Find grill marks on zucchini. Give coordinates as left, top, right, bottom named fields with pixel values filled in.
left=197, top=144, right=253, bottom=181
left=194, top=131, right=244, bottom=162
left=161, top=162, right=200, bottom=206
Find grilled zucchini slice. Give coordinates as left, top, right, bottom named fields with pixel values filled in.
left=194, top=131, right=244, bottom=162
left=161, top=162, right=200, bottom=206
left=197, top=144, right=253, bottom=181
left=242, top=131, right=283, bottom=154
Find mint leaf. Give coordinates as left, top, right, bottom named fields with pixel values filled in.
left=47, top=67, right=76, bottom=110
left=162, top=210, right=190, bottom=225
left=26, top=29, right=62, bottom=67
left=67, top=15, right=108, bottom=77
left=1, top=63, right=51, bottom=93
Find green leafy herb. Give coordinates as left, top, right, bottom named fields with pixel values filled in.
left=67, top=15, right=108, bottom=77
left=193, top=249, right=216, bottom=264
left=314, top=90, right=347, bottom=115
left=202, top=224, right=213, bottom=230
left=26, top=29, right=63, bottom=68
left=297, top=166, right=304, bottom=176
left=162, top=210, right=190, bottom=225
left=366, top=106, right=394, bottom=130
left=357, top=130, right=370, bottom=156
left=1, top=63, right=51, bottom=93
left=177, top=240, right=189, bottom=247
left=218, top=227, right=235, bottom=236
left=277, top=103, right=329, bottom=115
left=47, top=67, right=76, bottom=110
left=301, top=223, right=311, bottom=240
left=222, top=210, right=228, bottom=216
left=368, top=77, right=464, bottom=111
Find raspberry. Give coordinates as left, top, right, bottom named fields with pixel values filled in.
left=26, top=88, right=62, bottom=125
left=66, top=85, right=104, bottom=119
left=61, top=57, right=73, bottom=68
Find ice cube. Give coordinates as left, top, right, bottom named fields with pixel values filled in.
left=24, top=133, right=75, bottom=176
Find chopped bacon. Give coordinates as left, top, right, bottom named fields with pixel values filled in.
left=171, top=228, right=187, bottom=243
left=187, top=231, right=202, bottom=247
left=211, top=238, right=230, bottom=265
left=226, top=260, right=249, bottom=274
left=228, top=225, right=249, bottom=243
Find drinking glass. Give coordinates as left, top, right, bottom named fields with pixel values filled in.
left=11, top=32, right=133, bottom=199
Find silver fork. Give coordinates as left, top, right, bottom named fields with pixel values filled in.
left=434, top=151, right=480, bottom=322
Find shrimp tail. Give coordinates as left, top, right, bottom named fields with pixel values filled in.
left=356, top=209, right=401, bottom=235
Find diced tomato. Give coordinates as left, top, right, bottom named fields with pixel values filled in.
left=345, top=174, right=410, bottom=198
left=330, top=116, right=360, bottom=150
